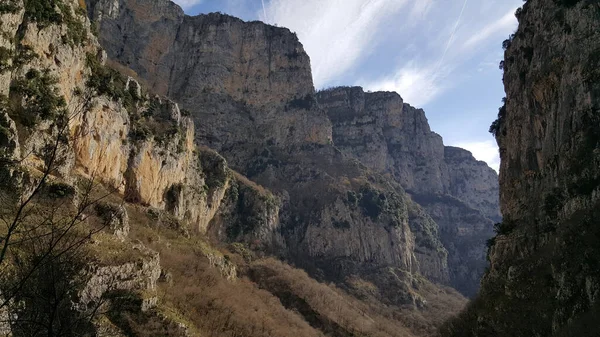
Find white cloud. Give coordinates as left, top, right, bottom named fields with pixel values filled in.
left=409, top=0, right=434, bottom=19
left=171, top=0, right=203, bottom=10
left=261, top=0, right=409, bottom=87
left=462, top=8, right=518, bottom=50
left=454, top=140, right=500, bottom=172
left=362, top=61, right=451, bottom=107
left=359, top=1, right=522, bottom=108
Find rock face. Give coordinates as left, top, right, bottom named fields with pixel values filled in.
left=86, top=0, right=453, bottom=302
left=0, top=0, right=291, bottom=334
left=442, top=0, right=600, bottom=336
left=316, top=87, right=500, bottom=221
left=85, top=0, right=331, bottom=161
left=78, top=242, right=162, bottom=311
left=316, top=87, right=499, bottom=296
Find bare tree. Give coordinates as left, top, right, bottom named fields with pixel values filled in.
left=0, top=84, right=121, bottom=336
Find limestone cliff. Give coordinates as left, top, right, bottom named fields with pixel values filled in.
left=316, top=87, right=499, bottom=296
left=316, top=87, right=500, bottom=221
left=442, top=0, right=600, bottom=336
left=0, top=0, right=469, bottom=335
left=0, top=1, right=282, bottom=333
left=85, top=0, right=331, bottom=159
left=85, top=0, right=454, bottom=299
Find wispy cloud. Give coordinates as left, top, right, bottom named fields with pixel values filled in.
left=362, top=1, right=521, bottom=108
left=462, top=8, right=518, bottom=50
left=171, top=0, right=204, bottom=10
left=362, top=61, right=452, bottom=107
left=260, top=0, right=410, bottom=87
left=454, top=140, right=500, bottom=172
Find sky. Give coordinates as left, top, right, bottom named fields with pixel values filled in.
left=171, top=0, right=523, bottom=172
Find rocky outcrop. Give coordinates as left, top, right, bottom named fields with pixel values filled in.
left=79, top=241, right=161, bottom=311
left=209, top=172, right=281, bottom=248
left=95, top=202, right=130, bottom=241
left=444, top=146, right=500, bottom=222
left=442, top=0, right=600, bottom=336
left=316, top=87, right=499, bottom=296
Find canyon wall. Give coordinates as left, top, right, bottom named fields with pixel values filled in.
left=442, top=0, right=600, bottom=336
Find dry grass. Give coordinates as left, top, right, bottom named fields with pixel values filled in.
left=117, top=194, right=467, bottom=337
left=232, top=170, right=271, bottom=197
left=248, top=258, right=417, bottom=337
left=128, top=208, right=323, bottom=337
left=24, top=171, right=462, bottom=337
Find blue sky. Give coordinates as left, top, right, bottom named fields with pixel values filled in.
left=172, top=0, right=523, bottom=171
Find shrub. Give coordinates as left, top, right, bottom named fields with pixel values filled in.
left=9, top=69, right=67, bottom=127
left=45, top=182, right=76, bottom=198
left=200, top=150, right=229, bottom=191
left=0, top=47, right=11, bottom=73
left=346, top=190, right=358, bottom=206
left=489, top=98, right=507, bottom=137
left=128, top=121, right=151, bottom=142
left=358, top=185, right=387, bottom=220
left=493, top=220, right=517, bottom=235
left=515, top=7, right=523, bottom=20
left=0, top=0, right=19, bottom=14
left=22, top=0, right=87, bottom=46
left=24, top=0, right=62, bottom=26
left=86, top=53, right=129, bottom=101
left=502, top=34, right=515, bottom=50
left=544, top=188, right=565, bottom=217
left=12, top=45, right=38, bottom=69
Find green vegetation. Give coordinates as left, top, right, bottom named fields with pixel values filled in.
left=489, top=97, right=507, bottom=137
left=0, top=0, right=20, bottom=14
left=346, top=190, right=359, bottom=207
left=332, top=219, right=351, bottom=229
left=0, top=45, right=39, bottom=75
left=553, top=0, right=583, bottom=7
left=225, top=179, right=279, bottom=242
left=23, top=0, right=87, bottom=46
left=543, top=188, right=565, bottom=218
left=13, top=45, right=38, bottom=69
left=200, top=150, right=229, bottom=191
left=0, top=47, right=11, bottom=73
left=24, top=0, right=62, bottom=25
left=86, top=53, right=134, bottom=104
left=358, top=185, right=389, bottom=220
left=9, top=69, right=67, bottom=128
left=502, top=34, right=515, bottom=50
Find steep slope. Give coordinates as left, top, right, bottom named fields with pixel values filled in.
left=85, top=0, right=456, bottom=302
left=316, top=87, right=498, bottom=296
left=442, top=0, right=600, bottom=336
